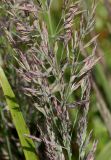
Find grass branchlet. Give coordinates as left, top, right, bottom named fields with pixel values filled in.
left=3, top=0, right=98, bottom=159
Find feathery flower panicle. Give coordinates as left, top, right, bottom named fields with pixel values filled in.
left=40, top=22, right=49, bottom=55
left=64, top=2, right=79, bottom=46
left=4, top=0, right=98, bottom=159
left=77, top=75, right=91, bottom=160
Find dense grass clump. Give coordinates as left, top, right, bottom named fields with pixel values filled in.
left=0, top=0, right=100, bottom=160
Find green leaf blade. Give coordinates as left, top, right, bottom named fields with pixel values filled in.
left=0, top=67, right=39, bottom=160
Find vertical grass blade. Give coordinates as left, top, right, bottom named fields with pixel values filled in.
left=0, top=66, right=39, bottom=160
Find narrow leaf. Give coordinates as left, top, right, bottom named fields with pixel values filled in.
left=0, top=67, right=39, bottom=160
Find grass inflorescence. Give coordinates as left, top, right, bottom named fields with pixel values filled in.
left=1, top=0, right=99, bottom=159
